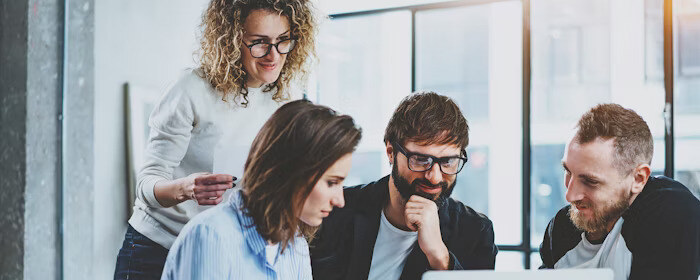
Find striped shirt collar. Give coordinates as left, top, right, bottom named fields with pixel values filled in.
left=230, top=190, right=268, bottom=257
left=230, top=189, right=301, bottom=262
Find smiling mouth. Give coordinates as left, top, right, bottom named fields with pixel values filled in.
left=573, top=204, right=592, bottom=213
left=259, top=62, right=276, bottom=70
left=417, top=184, right=441, bottom=194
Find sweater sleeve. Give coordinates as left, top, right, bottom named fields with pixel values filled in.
left=136, top=76, right=197, bottom=208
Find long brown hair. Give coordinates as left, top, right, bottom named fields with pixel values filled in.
left=199, top=0, right=318, bottom=105
left=241, top=100, right=361, bottom=250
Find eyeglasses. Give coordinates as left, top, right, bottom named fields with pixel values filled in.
left=392, top=141, right=468, bottom=175
left=244, top=38, right=297, bottom=58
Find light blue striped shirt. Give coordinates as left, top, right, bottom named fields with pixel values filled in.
left=161, top=189, right=312, bottom=280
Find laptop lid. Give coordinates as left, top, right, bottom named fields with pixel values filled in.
left=422, top=268, right=614, bottom=280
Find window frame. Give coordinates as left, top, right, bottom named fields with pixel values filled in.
left=326, top=0, right=677, bottom=269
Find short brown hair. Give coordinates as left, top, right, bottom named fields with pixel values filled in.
left=575, top=103, right=653, bottom=174
left=241, top=100, right=361, bottom=251
left=384, top=91, right=469, bottom=149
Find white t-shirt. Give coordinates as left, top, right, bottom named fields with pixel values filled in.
left=367, top=210, right=418, bottom=280
left=554, top=218, right=632, bottom=280
left=129, top=69, right=297, bottom=249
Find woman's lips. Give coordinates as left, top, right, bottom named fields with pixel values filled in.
left=259, top=62, right=276, bottom=71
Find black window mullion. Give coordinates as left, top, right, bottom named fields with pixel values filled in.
left=663, top=0, right=675, bottom=178
left=411, top=9, right=416, bottom=92
left=522, top=0, right=533, bottom=269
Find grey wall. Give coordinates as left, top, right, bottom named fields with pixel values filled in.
left=63, top=0, right=95, bottom=279
left=25, top=0, right=64, bottom=279
left=1, top=0, right=63, bottom=279
left=0, top=1, right=30, bottom=277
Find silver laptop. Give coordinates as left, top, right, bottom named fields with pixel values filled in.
left=422, top=268, right=614, bottom=280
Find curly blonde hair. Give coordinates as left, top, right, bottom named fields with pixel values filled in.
left=199, top=0, right=318, bottom=106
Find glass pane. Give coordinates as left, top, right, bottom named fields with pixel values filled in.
left=675, top=0, right=700, bottom=199
left=496, top=251, right=525, bottom=270
left=530, top=0, right=667, bottom=248
left=314, top=11, right=412, bottom=186
left=415, top=1, right=524, bottom=246
left=646, top=0, right=665, bottom=82
left=530, top=252, right=544, bottom=269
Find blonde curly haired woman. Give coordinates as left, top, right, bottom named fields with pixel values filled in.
left=114, top=0, right=318, bottom=279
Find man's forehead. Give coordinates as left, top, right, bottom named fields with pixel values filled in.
left=562, top=138, right=617, bottom=178
left=404, top=140, right=462, bottom=157
left=569, top=137, right=616, bottom=155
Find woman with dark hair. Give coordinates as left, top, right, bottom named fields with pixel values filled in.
left=114, top=0, right=320, bottom=279
left=161, top=100, right=362, bottom=279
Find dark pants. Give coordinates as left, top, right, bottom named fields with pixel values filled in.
left=114, top=225, right=169, bottom=280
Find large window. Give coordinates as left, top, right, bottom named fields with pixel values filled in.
left=675, top=0, right=700, bottom=198
left=414, top=1, right=524, bottom=268
left=316, top=0, right=699, bottom=269
left=313, top=11, right=412, bottom=186
left=530, top=0, right=667, bottom=258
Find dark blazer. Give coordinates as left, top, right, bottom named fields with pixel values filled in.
left=540, top=176, right=700, bottom=280
left=310, top=175, right=497, bottom=280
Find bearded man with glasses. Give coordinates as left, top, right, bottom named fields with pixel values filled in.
left=310, top=92, right=497, bottom=280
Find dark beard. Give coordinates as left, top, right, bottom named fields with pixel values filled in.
left=391, top=162, right=455, bottom=208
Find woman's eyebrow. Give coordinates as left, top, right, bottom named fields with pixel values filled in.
left=247, top=30, right=290, bottom=38
left=326, top=175, right=346, bottom=181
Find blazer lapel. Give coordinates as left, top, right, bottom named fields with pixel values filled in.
left=345, top=176, right=389, bottom=280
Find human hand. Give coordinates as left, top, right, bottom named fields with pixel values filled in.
left=405, top=195, right=450, bottom=270
left=180, top=173, right=236, bottom=205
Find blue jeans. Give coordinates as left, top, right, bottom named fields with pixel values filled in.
left=114, top=225, right=169, bottom=280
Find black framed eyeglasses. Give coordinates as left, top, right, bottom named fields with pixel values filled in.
left=244, top=38, right=297, bottom=58
left=392, top=141, right=468, bottom=175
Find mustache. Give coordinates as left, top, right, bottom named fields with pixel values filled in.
left=412, top=178, right=447, bottom=189
left=570, top=200, right=592, bottom=209
left=411, top=179, right=447, bottom=200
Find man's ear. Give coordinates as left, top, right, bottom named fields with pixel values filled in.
left=631, top=164, right=651, bottom=195
left=386, top=142, right=394, bottom=165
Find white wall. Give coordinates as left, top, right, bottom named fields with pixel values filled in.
left=94, top=1, right=208, bottom=278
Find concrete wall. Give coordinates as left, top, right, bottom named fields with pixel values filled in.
left=63, top=0, right=95, bottom=279
left=1, top=0, right=63, bottom=279
left=25, top=0, right=64, bottom=279
left=0, top=1, right=30, bottom=278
